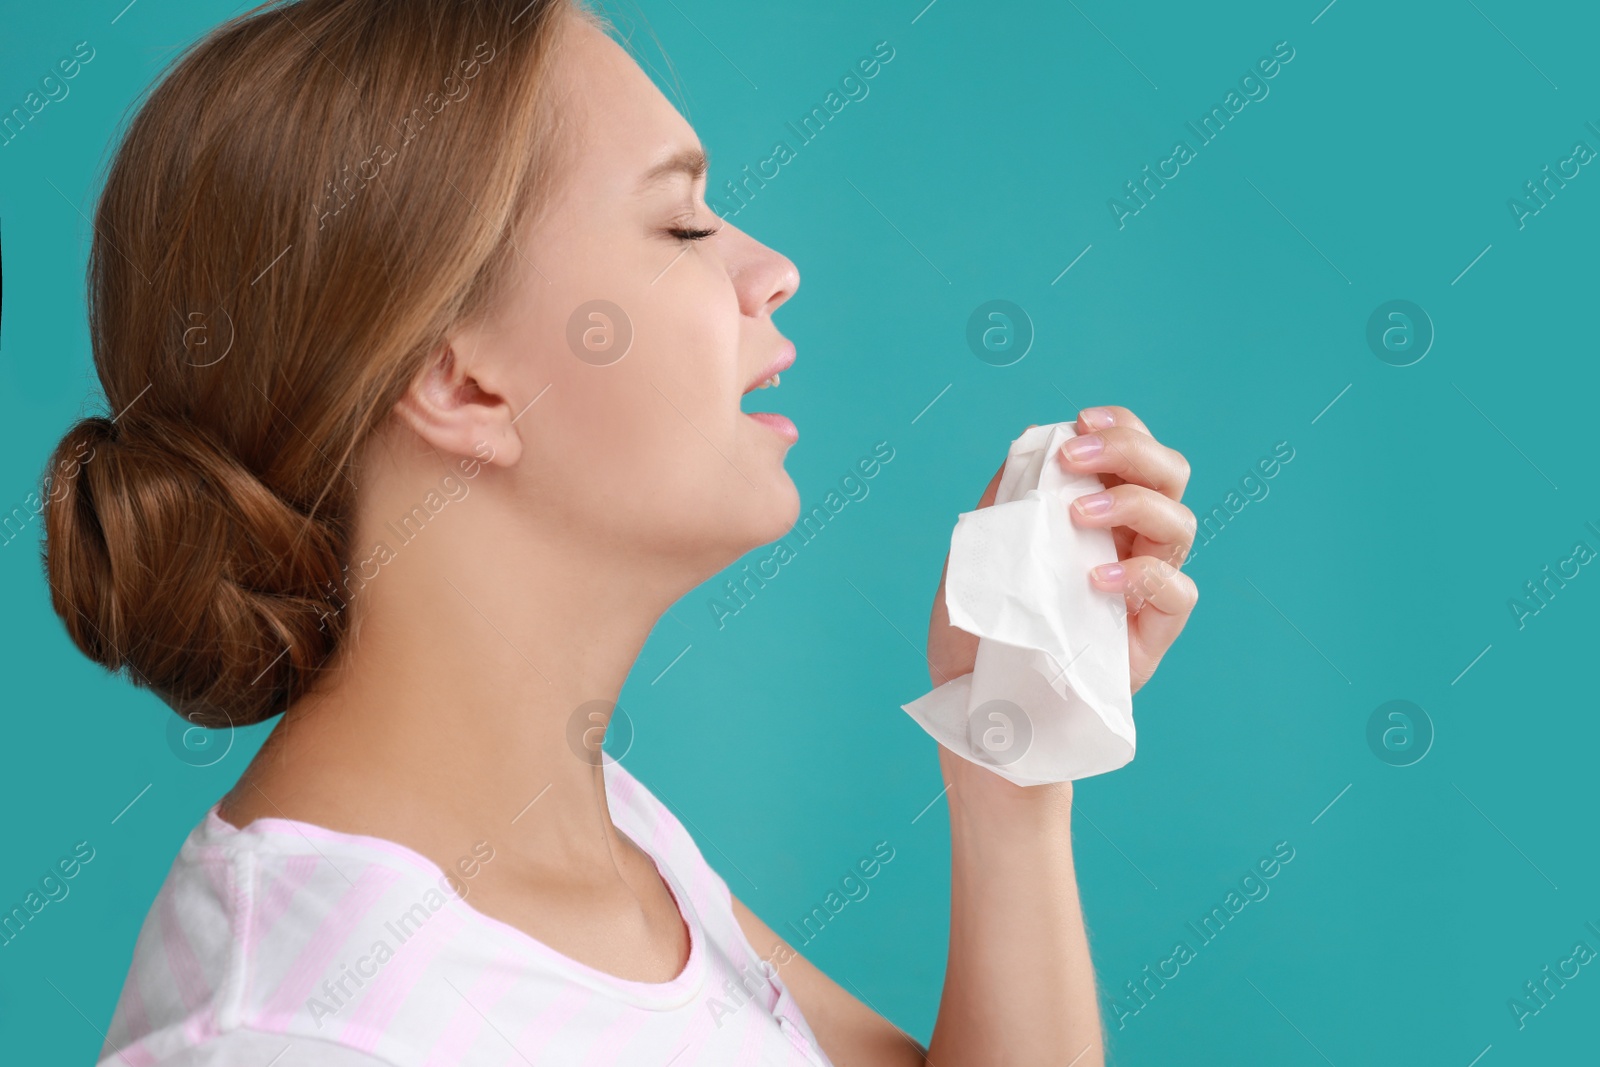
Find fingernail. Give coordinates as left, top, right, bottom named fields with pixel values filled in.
left=1074, top=491, right=1113, bottom=516
left=1079, top=407, right=1115, bottom=429
left=1062, top=435, right=1103, bottom=462
left=1093, top=562, right=1124, bottom=584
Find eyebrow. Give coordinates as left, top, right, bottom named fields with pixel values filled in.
left=636, top=146, right=709, bottom=191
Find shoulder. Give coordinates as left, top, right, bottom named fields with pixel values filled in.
left=101, top=805, right=488, bottom=1064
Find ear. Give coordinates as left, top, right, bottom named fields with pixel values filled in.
left=392, top=337, right=523, bottom=468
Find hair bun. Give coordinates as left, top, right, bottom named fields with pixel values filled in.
left=44, top=0, right=584, bottom=729
left=40, top=414, right=346, bottom=728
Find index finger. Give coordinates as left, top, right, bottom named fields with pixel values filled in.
left=1076, top=405, right=1151, bottom=438
left=1060, top=425, right=1191, bottom=499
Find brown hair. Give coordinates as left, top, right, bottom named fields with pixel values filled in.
left=38, top=0, right=598, bottom=729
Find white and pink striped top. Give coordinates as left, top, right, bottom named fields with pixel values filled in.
left=96, top=753, right=834, bottom=1066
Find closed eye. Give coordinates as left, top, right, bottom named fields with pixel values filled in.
left=667, top=226, right=720, bottom=243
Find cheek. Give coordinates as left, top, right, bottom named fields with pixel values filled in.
left=510, top=229, right=751, bottom=540
left=622, top=272, right=741, bottom=440
left=520, top=314, right=737, bottom=528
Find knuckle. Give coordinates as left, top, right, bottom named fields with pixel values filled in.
left=1131, top=555, right=1175, bottom=592
left=1105, top=423, right=1142, bottom=447
left=1114, top=482, right=1144, bottom=515
left=1091, top=424, right=1125, bottom=448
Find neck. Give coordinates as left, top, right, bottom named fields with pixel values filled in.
left=224, top=481, right=713, bottom=887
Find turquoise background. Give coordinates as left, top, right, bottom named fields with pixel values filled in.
left=3, top=0, right=1598, bottom=1062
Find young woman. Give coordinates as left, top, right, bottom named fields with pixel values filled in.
left=43, top=1, right=1198, bottom=1063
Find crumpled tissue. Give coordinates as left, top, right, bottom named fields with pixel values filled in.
left=900, top=422, right=1134, bottom=786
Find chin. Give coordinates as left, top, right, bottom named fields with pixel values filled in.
left=770, top=473, right=802, bottom=532
left=744, top=469, right=801, bottom=548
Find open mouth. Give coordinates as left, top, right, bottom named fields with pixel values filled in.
left=741, top=342, right=798, bottom=444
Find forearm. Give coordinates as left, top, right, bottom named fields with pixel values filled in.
left=924, top=760, right=1103, bottom=1067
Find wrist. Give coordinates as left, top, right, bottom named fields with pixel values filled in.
left=939, top=744, right=1074, bottom=828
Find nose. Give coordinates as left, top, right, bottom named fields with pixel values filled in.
left=722, top=222, right=800, bottom=318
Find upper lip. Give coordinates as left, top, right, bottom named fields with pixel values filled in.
left=742, top=341, right=795, bottom=395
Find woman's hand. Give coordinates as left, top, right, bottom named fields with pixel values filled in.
left=912, top=407, right=1196, bottom=1066
left=924, top=405, right=1198, bottom=698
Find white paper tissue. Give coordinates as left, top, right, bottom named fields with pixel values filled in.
left=900, top=422, right=1134, bottom=786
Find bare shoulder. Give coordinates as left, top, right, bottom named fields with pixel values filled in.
left=729, top=894, right=927, bottom=1067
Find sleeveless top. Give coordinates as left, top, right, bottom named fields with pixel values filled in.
left=95, top=753, right=833, bottom=1066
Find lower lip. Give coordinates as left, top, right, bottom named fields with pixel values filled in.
left=744, top=411, right=798, bottom=443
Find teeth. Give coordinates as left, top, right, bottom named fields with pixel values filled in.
left=758, top=372, right=781, bottom=389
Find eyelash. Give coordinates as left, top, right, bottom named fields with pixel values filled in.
left=667, top=225, right=720, bottom=243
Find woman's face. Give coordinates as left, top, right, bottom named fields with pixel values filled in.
left=465, top=15, right=802, bottom=575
